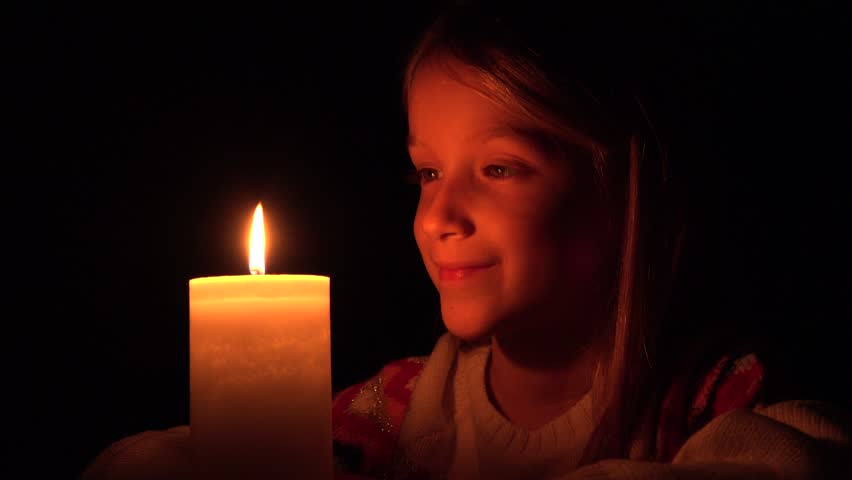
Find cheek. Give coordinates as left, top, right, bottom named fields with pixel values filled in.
left=556, top=214, right=617, bottom=297
left=513, top=205, right=610, bottom=291
left=563, top=235, right=607, bottom=281
left=498, top=213, right=565, bottom=286
left=553, top=195, right=613, bottom=277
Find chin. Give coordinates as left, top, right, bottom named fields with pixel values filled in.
left=440, top=301, right=498, bottom=343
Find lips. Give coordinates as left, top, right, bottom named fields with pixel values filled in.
left=435, top=260, right=496, bottom=282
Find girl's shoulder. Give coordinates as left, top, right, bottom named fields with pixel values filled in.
left=332, top=356, right=428, bottom=476
left=656, top=349, right=766, bottom=461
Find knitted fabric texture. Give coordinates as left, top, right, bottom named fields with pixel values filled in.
left=331, top=344, right=766, bottom=478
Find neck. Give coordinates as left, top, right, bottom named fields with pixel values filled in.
left=486, top=319, right=609, bottom=430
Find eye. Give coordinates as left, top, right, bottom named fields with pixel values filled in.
left=407, top=167, right=441, bottom=185
left=483, top=164, right=518, bottom=179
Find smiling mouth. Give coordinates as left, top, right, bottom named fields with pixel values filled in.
left=437, top=264, right=495, bottom=282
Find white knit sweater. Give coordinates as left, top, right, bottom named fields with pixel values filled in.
left=393, top=334, right=852, bottom=479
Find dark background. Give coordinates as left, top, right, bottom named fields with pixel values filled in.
left=7, top=1, right=851, bottom=478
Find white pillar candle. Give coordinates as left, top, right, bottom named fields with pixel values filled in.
left=189, top=203, right=331, bottom=479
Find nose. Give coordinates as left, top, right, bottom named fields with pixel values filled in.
left=417, top=179, right=475, bottom=241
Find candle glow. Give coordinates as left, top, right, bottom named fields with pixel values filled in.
left=249, top=202, right=265, bottom=275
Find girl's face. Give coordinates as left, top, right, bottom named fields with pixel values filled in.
left=408, top=59, right=615, bottom=342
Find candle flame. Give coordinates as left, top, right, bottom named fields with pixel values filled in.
left=249, top=202, right=265, bottom=275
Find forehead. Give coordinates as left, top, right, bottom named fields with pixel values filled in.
left=407, top=59, right=523, bottom=145
left=406, top=58, right=601, bottom=157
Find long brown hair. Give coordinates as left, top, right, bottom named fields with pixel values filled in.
left=403, top=1, right=688, bottom=463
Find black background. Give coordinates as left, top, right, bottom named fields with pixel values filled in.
left=7, top=1, right=851, bottom=478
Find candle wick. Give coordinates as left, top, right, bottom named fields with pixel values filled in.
left=250, top=268, right=263, bottom=275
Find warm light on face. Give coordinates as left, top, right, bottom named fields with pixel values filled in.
left=407, top=60, right=610, bottom=342
left=249, top=202, right=265, bottom=275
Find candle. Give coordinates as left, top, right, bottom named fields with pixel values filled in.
left=189, top=203, right=331, bottom=479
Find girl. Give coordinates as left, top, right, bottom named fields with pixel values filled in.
left=330, top=2, right=851, bottom=479
left=83, top=2, right=850, bottom=479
